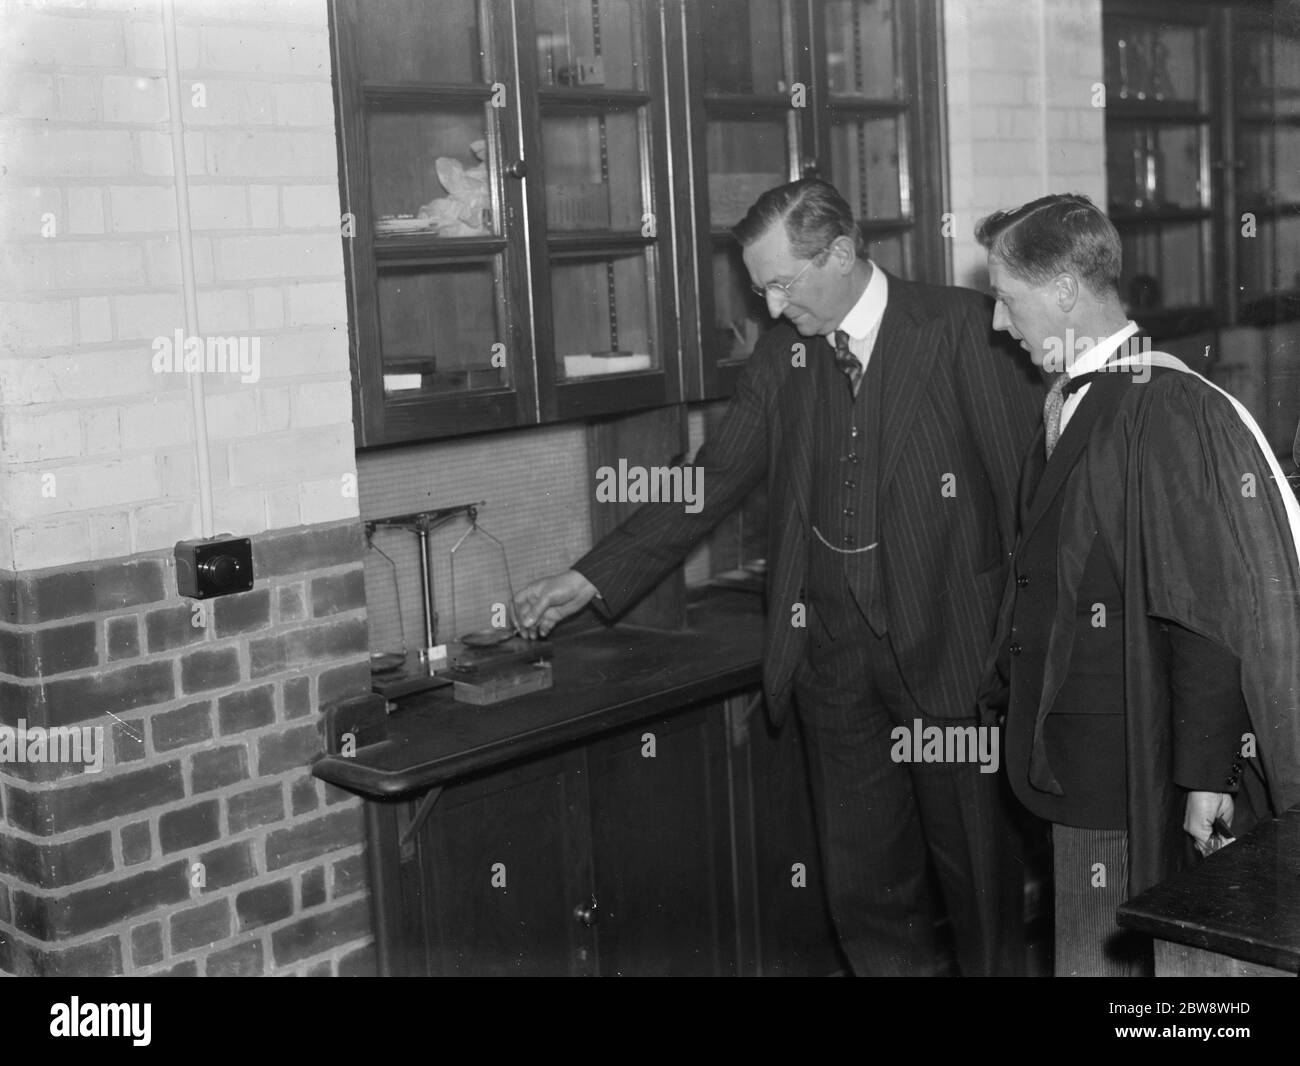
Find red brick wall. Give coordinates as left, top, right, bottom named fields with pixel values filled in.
left=0, top=518, right=374, bottom=976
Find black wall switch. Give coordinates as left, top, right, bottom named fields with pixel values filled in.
left=175, top=535, right=254, bottom=599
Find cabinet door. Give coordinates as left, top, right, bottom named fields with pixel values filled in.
left=332, top=0, right=540, bottom=445
left=686, top=0, right=803, bottom=399
left=1103, top=1, right=1217, bottom=339
left=726, top=693, right=843, bottom=975
left=1233, top=6, right=1300, bottom=326
left=519, top=0, right=684, bottom=421
left=685, top=0, right=949, bottom=401
left=408, top=749, right=595, bottom=976
left=584, top=705, right=738, bottom=975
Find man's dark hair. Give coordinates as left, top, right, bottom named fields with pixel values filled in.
left=731, top=177, right=866, bottom=259
left=974, top=193, right=1121, bottom=295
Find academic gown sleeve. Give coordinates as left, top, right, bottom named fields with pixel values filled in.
left=1114, top=370, right=1300, bottom=889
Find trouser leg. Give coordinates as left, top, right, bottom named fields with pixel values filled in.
left=795, top=641, right=943, bottom=976
left=1051, top=825, right=1150, bottom=976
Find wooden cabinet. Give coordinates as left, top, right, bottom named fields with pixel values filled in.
left=1231, top=4, right=1300, bottom=327
left=685, top=0, right=949, bottom=398
left=583, top=707, right=737, bottom=976
left=330, top=0, right=682, bottom=446
left=330, top=0, right=949, bottom=442
left=364, top=694, right=840, bottom=976
left=1103, top=1, right=1300, bottom=340
left=416, top=750, right=589, bottom=976
left=1103, top=2, right=1218, bottom=340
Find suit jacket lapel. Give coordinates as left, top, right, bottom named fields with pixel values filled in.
left=877, top=276, right=942, bottom=492
left=1018, top=426, right=1046, bottom=529
left=778, top=332, right=819, bottom=528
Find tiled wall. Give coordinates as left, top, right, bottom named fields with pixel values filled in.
left=355, top=425, right=592, bottom=654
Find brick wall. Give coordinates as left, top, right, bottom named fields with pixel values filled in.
left=0, top=521, right=371, bottom=976
left=944, top=0, right=1106, bottom=287
left=0, top=1, right=374, bottom=974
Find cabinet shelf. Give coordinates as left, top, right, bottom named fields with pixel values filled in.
left=538, top=87, right=653, bottom=109
left=701, top=92, right=794, bottom=111
left=1110, top=206, right=1212, bottom=223
left=547, top=231, right=654, bottom=252
left=827, top=96, right=910, bottom=116
left=1239, top=112, right=1300, bottom=127
left=362, top=82, right=496, bottom=105
left=1237, top=200, right=1300, bottom=218
left=1105, top=102, right=1210, bottom=123
left=373, top=236, right=507, bottom=263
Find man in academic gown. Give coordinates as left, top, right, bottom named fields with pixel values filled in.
left=976, top=193, right=1300, bottom=976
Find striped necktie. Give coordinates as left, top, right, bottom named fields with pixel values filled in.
left=833, top=330, right=863, bottom=397
left=1046, top=371, right=1107, bottom=458
left=1043, top=372, right=1068, bottom=458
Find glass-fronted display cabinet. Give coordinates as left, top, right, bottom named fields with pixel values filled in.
left=1233, top=5, right=1300, bottom=325
left=1103, top=3, right=1215, bottom=337
left=530, top=0, right=681, bottom=421
left=1103, top=0, right=1300, bottom=339
left=331, top=0, right=946, bottom=442
left=686, top=0, right=947, bottom=398
left=331, top=0, right=680, bottom=446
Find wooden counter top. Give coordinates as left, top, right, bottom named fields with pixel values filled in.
left=311, top=586, right=765, bottom=800
left=1116, top=804, right=1300, bottom=974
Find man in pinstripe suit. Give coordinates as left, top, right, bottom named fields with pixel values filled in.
left=515, top=179, right=1044, bottom=975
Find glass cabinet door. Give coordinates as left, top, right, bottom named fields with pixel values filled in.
left=350, top=0, right=485, bottom=84
left=1234, top=15, right=1300, bottom=323
left=689, top=0, right=799, bottom=394
left=1102, top=4, right=1214, bottom=337
left=366, top=103, right=497, bottom=240
left=685, top=0, right=944, bottom=400
left=823, top=0, right=914, bottom=280
left=549, top=250, right=656, bottom=379
left=376, top=262, right=508, bottom=394
left=524, top=0, right=680, bottom=417
left=333, top=0, right=536, bottom=444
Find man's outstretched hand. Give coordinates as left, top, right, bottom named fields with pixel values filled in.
left=513, top=569, right=599, bottom=639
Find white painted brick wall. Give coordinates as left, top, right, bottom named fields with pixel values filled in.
left=0, top=0, right=357, bottom=572
left=944, top=0, right=1106, bottom=289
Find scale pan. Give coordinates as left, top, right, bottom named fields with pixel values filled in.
left=459, top=628, right=517, bottom=648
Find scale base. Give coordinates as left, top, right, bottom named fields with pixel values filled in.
left=371, top=638, right=554, bottom=701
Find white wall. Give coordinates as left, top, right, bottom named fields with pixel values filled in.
left=944, top=0, right=1106, bottom=289
left=0, top=0, right=357, bottom=572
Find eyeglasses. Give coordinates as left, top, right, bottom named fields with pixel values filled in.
left=750, top=245, right=832, bottom=300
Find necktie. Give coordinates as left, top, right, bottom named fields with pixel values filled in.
left=1043, top=372, right=1067, bottom=459
left=833, top=330, right=863, bottom=397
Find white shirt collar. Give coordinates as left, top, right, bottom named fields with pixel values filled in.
left=830, top=261, right=888, bottom=344
left=1067, top=320, right=1140, bottom=378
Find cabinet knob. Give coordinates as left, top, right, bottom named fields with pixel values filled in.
left=801, top=156, right=820, bottom=178
left=573, top=896, right=599, bottom=927
left=504, top=159, right=528, bottom=179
